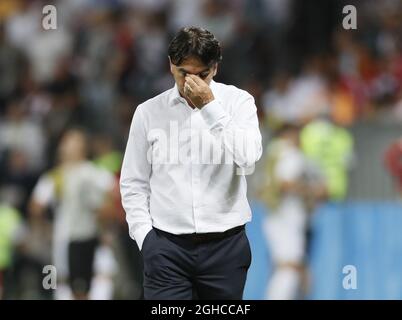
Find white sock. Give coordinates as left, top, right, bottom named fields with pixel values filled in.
left=266, top=268, right=301, bottom=300
left=55, top=282, right=72, bottom=300
left=89, top=245, right=117, bottom=300
left=89, top=276, right=114, bottom=300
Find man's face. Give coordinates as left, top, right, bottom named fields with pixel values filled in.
left=169, top=55, right=217, bottom=98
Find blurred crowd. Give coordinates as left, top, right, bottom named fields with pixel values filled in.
left=0, top=0, right=402, bottom=299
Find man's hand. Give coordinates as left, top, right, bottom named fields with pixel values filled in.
left=184, top=74, right=215, bottom=108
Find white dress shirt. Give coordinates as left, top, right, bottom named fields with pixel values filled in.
left=120, top=80, right=262, bottom=250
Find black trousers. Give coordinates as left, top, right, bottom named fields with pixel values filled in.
left=141, top=226, right=252, bottom=300
left=68, top=237, right=98, bottom=295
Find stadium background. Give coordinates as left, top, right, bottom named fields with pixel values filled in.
left=0, top=0, right=402, bottom=299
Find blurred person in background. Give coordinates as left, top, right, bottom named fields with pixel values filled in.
left=258, top=123, right=327, bottom=300
left=0, top=98, right=46, bottom=219
left=0, top=22, right=26, bottom=114
left=261, top=71, right=296, bottom=131
left=384, top=138, right=402, bottom=197
left=0, top=98, right=46, bottom=174
left=0, top=200, right=22, bottom=299
left=261, top=55, right=330, bottom=128
left=300, top=117, right=354, bottom=202
left=28, top=128, right=117, bottom=300
left=1, top=189, right=52, bottom=299
left=5, top=0, right=72, bottom=85
left=0, top=149, right=39, bottom=216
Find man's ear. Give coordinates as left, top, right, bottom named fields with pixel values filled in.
left=168, top=56, right=174, bottom=74
left=212, top=63, right=218, bottom=77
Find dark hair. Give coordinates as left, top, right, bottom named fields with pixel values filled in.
left=168, top=26, right=222, bottom=67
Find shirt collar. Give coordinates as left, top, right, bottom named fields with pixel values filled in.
left=169, top=79, right=220, bottom=107
left=169, top=83, right=182, bottom=106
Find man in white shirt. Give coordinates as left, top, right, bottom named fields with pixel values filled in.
left=120, top=26, right=262, bottom=300
left=29, top=129, right=116, bottom=300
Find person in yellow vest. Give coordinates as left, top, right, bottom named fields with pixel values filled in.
left=0, top=203, right=21, bottom=299
left=259, top=123, right=326, bottom=300
left=300, top=118, right=354, bottom=201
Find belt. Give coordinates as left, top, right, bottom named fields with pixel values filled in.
left=155, top=225, right=245, bottom=244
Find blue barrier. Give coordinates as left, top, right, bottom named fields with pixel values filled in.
left=244, top=200, right=402, bottom=300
